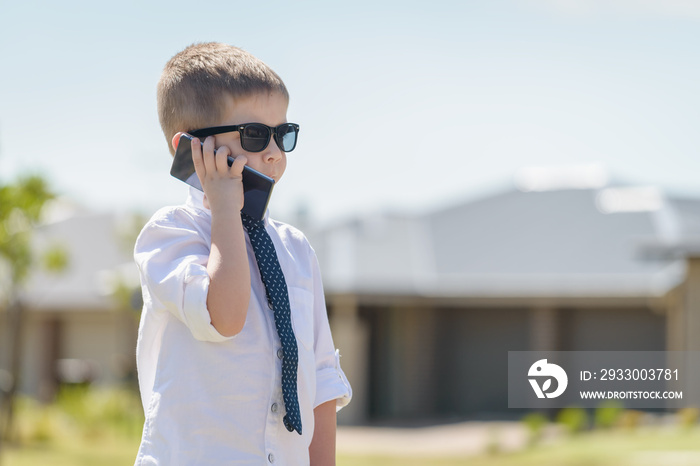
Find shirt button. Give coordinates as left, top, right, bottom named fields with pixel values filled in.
left=271, top=403, right=278, bottom=413
left=277, top=348, right=284, bottom=359
left=268, top=453, right=275, bottom=463
left=268, top=301, right=274, bottom=310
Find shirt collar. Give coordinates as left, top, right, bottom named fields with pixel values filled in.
left=185, top=186, right=270, bottom=223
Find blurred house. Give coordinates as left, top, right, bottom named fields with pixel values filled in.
left=4, top=175, right=700, bottom=427
left=0, top=207, right=140, bottom=401
left=314, top=179, right=700, bottom=424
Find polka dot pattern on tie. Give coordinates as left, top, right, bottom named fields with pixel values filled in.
left=241, top=213, right=302, bottom=435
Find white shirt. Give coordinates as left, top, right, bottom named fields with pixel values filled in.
left=133, top=187, right=351, bottom=466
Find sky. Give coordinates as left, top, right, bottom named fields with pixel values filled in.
left=1, top=0, right=699, bottom=226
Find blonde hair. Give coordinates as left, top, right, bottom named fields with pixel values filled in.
left=157, top=42, right=289, bottom=155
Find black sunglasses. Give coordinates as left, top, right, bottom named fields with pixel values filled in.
left=189, top=123, right=299, bottom=153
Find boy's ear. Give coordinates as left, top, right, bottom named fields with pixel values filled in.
left=171, top=132, right=185, bottom=151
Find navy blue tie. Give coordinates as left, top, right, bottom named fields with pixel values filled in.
left=241, top=213, right=302, bottom=435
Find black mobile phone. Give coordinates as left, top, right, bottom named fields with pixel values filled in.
left=170, top=133, right=275, bottom=220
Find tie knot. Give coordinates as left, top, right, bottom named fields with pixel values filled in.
left=241, top=213, right=265, bottom=232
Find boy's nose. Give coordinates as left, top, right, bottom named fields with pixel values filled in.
left=263, top=136, right=283, bottom=163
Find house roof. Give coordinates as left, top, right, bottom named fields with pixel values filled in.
left=16, top=181, right=700, bottom=311
left=312, top=184, right=697, bottom=302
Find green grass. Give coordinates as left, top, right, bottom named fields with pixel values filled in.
left=3, top=389, right=700, bottom=466
left=337, top=427, right=700, bottom=466
left=2, top=386, right=143, bottom=466
left=5, top=427, right=700, bottom=466
left=3, top=437, right=139, bottom=466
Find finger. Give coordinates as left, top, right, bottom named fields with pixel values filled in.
left=191, top=137, right=205, bottom=179
left=214, top=144, right=231, bottom=173
left=229, top=155, right=248, bottom=177
left=202, top=136, right=217, bottom=175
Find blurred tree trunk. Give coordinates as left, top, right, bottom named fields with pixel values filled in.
left=1, top=294, right=24, bottom=443
left=0, top=175, right=65, bottom=458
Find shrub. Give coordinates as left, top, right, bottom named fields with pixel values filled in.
left=12, top=385, right=144, bottom=446
left=55, top=385, right=144, bottom=439
left=521, top=412, right=548, bottom=446
left=594, top=401, right=624, bottom=429
left=677, top=406, right=699, bottom=430
left=556, top=406, right=589, bottom=435
left=617, top=409, right=644, bottom=431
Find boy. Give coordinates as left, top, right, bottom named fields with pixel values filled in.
left=133, top=43, right=352, bottom=465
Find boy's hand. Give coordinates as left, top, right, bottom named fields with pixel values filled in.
left=189, top=135, right=248, bottom=213
left=172, top=133, right=251, bottom=337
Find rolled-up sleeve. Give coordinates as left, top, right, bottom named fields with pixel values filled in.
left=134, top=209, right=234, bottom=343
left=309, top=250, right=352, bottom=410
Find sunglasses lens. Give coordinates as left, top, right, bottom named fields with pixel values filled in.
left=277, top=124, right=298, bottom=152
left=241, top=124, right=270, bottom=152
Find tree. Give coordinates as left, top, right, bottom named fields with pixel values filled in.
left=0, top=175, right=68, bottom=449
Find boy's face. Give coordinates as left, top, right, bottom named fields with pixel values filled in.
left=213, top=91, right=289, bottom=183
